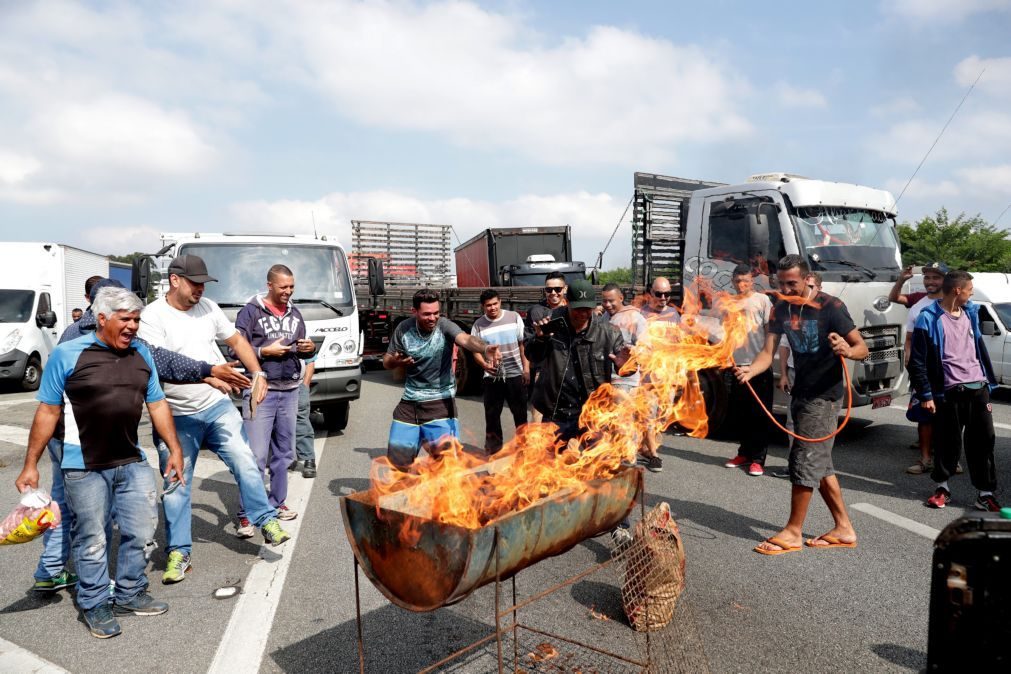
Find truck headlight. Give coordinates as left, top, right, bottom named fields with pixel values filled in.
left=343, top=339, right=356, bottom=352
left=329, top=343, right=342, bottom=355
left=0, top=329, right=22, bottom=353
left=873, top=296, right=891, bottom=312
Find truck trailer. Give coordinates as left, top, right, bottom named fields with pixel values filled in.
left=454, top=226, right=586, bottom=287
left=0, top=242, right=108, bottom=390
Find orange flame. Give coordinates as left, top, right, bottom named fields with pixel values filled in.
left=369, top=283, right=758, bottom=539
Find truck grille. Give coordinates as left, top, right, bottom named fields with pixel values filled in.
left=865, top=348, right=902, bottom=364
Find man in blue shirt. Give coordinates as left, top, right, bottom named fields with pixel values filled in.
left=15, top=287, right=186, bottom=639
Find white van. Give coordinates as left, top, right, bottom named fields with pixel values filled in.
left=0, top=243, right=108, bottom=390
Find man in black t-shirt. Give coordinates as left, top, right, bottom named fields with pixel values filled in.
left=734, top=255, right=868, bottom=556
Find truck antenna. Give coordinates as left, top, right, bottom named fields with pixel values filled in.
left=312, top=211, right=319, bottom=239
left=895, top=66, right=985, bottom=205
left=594, top=194, right=634, bottom=272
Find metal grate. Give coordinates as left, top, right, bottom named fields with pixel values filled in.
left=865, top=348, right=902, bottom=364
left=351, top=220, right=453, bottom=287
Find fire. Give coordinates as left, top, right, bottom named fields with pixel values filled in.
left=369, top=283, right=758, bottom=539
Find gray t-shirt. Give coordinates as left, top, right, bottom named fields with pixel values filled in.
left=725, top=292, right=773, bottom=365
left=609, top=307, right=648, bottom=387
left=388, top=317, right=463, bottom=402
left=470, top=310, right=525, bottom=378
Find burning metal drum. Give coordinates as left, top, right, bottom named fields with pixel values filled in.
left=341, top=464, right=642, bottom=612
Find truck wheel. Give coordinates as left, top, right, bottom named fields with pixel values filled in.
left=454, top=350, right=482, bottom=396
left=21, top=355, right=42, bottom=392
left=324, top=401, right=350, bottom=432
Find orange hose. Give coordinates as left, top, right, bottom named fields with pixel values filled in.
left=742, top=355, right=852, bottom=443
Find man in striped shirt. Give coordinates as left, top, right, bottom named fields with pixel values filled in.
left=472, top=289, right=529, bottom=453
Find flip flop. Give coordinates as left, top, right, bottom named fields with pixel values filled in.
left=753, top=536, right=802, bottom=556
left=805, top=535, right=857, bottom=549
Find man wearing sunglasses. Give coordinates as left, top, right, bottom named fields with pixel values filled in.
left=524, top=271, right=568, bottom=422
left=641, top=277, right=680, bottom=323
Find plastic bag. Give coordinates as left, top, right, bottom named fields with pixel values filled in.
left=1, top=489, right=62, bottom=545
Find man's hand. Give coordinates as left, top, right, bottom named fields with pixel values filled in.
left=484, top=345, right=501, bottom=371
left=777, top=374, right=790, bottom=394
left=733, top=364, right=752, bottom=384
left=609, top=344, right=632, bottom=370
left=210, top=361, right=250, bottom=389
left=828, top=332, right=851, bottom=358
left=15, top=464, right=39, bottom=492
left=387, top=351, right=415, bottom=367
left=533, top=317, right=551, bottom=338
left=922, top=399, right=936, bottom=414
left=296, top=338, right=315, bottom=354
left=203, top=376, right=235, bottom=395
left=260, top=338, right=289, bottom=358
left=521, top=366, right=530, bottom=386
left=251, top=373, right=268, bottom=404
left=899, top=265, right=914, bottom=283
left=163, top=451, right=186, bottom=488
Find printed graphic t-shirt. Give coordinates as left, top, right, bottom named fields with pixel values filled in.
left=470, top=310, right=525, bottom=378
left=138, top=297, right=237, bottom=415
left=38, top=333, right=164, bottom=470
left=388, top=317, right=464, bottom=402
left=769, top=291, right=856, bottom=400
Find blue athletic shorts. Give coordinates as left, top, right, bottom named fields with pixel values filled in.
left=388, top=398, right=459, bottom=469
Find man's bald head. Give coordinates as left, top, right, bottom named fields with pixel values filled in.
left=649, top=277, right=672, bottom=310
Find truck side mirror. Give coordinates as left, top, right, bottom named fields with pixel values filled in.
left=747, top=213, right=770, bottom=259
left=589, top=269, right=599, bottom=285
left=367, top=257, right=385, bottom=296
left=981, top=320, right=998, bottom=336
left=36, top=311, right=57, bottom=329
left=132, top=257, right=151, bottom=298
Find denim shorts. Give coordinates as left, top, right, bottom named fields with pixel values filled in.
left=789, top=397, right=841, bottom=488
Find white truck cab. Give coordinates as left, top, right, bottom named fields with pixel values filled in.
left=140, top=233, right=362, bottom=430
left=680, top=173, right=907, bottom=408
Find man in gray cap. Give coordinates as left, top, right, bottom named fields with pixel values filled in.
left=138, top=255, right=291, bottom=585
left=526, top=278, right=630, bottom=443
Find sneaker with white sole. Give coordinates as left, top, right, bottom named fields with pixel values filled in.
left=161, top=551, right=191, bottom=584
left=906, top=460, right=933, bottom=475
left=975, top=493, right=1001, bottom=512
left=262, top=519, right=291, bottom=546
left=236, top=517, right=255, bottom=539
left=725, top=455, right=748, bottom=468
left=277, top=504, right=298, bottom=521
left=926, top=487, right=951, bottom=509
left=747, top=462, right=764, bottom=477
left=113, top=592, right=169, bottom=616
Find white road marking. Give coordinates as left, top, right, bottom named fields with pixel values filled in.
left=0, top=394, right=38, bottom=408
left=0, top=424, right=29, bottom=446
left=852, top=502, right=941, bottom=540
left=0, top=636, right=70, bottom=673
left=207, top=431, right=328, bottom=674
left=834, top=470, right=893, bottom=486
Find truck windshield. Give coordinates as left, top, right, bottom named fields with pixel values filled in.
left=792, top=207, right=901, bottom=277
left=177, top=244, right=354, bottom=307
left=993, top=303, right=1011, bottom=332
left=0, top=290, right=36, bottom=324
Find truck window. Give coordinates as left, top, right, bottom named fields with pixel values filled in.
left=707, top=197, right=780, bottom=270
left=0, top=290, right=36, bottom=323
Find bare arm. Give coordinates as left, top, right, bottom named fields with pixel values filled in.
left=888, top=266, right=913, bottom=305
left=147, top=399, right=186, bottom=486
left=520, top=341, right=530, bottom=385
left=224, top=331, right=267, bottom=402
left=777, top=343, right=791, bottom=392
left=14, top=404, right=62, bottom=491
left=735, top=332, right=779, bottom=383
left=830, top=328, right=869, bottom=361
left=302, top=361, right=315, bottom=387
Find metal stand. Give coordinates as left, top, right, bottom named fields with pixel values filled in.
left=353, top=480, right=651, bottom=673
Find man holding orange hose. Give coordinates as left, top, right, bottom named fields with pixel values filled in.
left=734, top=255, right=868, bottom=555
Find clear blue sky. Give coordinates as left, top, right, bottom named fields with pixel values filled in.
left=1, top=0, right=1009, bottom=270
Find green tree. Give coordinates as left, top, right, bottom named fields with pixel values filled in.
left=597, top=267, right=632, bottom=284
left=897, top=208, right=1011, bottom=272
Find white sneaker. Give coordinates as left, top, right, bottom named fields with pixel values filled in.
left=236, top=518, right=255, bottom=539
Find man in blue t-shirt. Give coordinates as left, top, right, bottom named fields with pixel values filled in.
left=383, top=289, right=500, bottom=469
left=15, top=287, right=186, bottom=640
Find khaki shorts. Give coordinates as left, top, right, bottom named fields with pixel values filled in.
left=789, top=397, right=841, bottom=488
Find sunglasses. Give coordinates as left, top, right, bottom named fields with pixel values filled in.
left=652, top=291, right=671, bottom=298
left=544, top=287, right=565, bottom=294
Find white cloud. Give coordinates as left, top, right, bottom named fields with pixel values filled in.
left=884, top=177, right=960, bottom=200
left=775, top=83, right=827, bottom=109
left=267, top=3, right=753, bottom=165
left=81, top=225, right=162, bottom=255
left=955, top=55, right=1011, bottom=98
left=0, top=150, right=42, bottom=184
left=868, top=109, right=1011, bottom=163
left=955, top=164, right=1011, bottom=195
left=885, top=0, right=1011, bottom=21
left=230, top=189, right=631, bottom=269
left=870, top=96, right=921, bottom=118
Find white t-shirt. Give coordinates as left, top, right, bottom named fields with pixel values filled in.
left=138, top=297, right=238, bottom=415
left=906, top=295, right=936, bottom=332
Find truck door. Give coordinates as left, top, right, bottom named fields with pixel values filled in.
left=686, top=191, right=788, bottom=295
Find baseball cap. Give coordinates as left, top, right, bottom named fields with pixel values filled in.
left=168, top=255, right=217, bottom=283
left=922, top=261, right=949, bottom=275
left=566, top=279, right=597, bottom=309
left=88, top=278, right=125, bottom=303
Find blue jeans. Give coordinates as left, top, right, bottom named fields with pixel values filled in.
left=295, top=383, right=315, bottom=462
left=62, top=461, right=158, bottom=611
left=155, top=399, right=277, bottom=556
left=241, top=388, right=297, bottom=512
left=34, top=439, right=75, bottom=581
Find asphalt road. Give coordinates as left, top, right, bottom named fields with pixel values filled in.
left=1, top=373, right=1010, bottom=673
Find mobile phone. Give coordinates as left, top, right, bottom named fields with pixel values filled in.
left=542, top=317, right=567, bottom=336
left=163, top=469, right=181, bottom=496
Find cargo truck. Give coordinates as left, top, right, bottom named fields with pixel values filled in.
left=133, top=232, right=368, bottom=431
left=0, top=242, right=108, bottom=390
left=631, top=171, right=908, bottom=429
left=454, top=226, right=587, bottom=287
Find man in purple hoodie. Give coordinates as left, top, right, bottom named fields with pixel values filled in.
left=235, top=264, right=316, bottom=526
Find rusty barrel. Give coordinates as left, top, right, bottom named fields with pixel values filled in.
left=340, top=464, right=642, bottom=612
